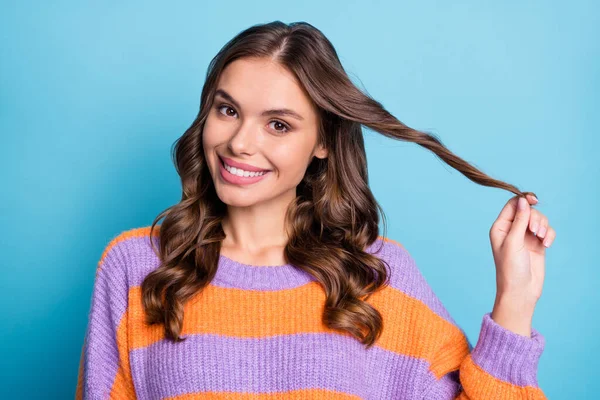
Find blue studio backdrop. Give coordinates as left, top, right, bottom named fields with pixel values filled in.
left=1, top=1, right=598, bottom=398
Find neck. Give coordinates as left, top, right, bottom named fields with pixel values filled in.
left=221, top=191, right=295, bottom=252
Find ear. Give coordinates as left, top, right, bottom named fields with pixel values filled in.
left=314, top=144, right=328, bottom=160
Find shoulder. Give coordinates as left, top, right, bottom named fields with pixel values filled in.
left=95, top=225, right=161, bottom=288
left=368, top=235, right=458, bottom=327
left=367, top=235, right=418, bottom=284
left=368, top=237, right=472, bottom=375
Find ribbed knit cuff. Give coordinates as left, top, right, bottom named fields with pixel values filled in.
left=470, top=312, right=545, bottom=388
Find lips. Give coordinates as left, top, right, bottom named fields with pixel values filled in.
left=218, top=156, right=271, bottom=185
left=219, top=155, right=271, bottom=173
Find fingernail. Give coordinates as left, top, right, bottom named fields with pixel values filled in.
left=531, top=223, right=538, bottom=235
left=538, top=226, right=547, bottom=239
left=518, top=197, right=527, bottom=210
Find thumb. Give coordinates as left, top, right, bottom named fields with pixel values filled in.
left=507, top=196, right=531, bottom=243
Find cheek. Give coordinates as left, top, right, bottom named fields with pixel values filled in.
left=271, top=142, right=312, bottom=177
left=202, top=119, right=227, bottom=162
left=201, top=127, right=219, bottom=171
left=202, top=119, right=217, bottom=149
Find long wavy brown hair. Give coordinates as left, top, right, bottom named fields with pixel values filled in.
left=142, top=20, right=536, bottom=349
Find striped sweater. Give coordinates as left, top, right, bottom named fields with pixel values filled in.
left=76, top=226, right=547, bottom=399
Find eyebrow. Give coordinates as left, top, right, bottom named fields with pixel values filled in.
left=214, top=88, right=305, bottom=121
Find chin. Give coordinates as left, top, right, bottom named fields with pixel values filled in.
left=214, top=186, right=261, bottom=207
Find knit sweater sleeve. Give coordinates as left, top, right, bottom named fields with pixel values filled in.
left=75, top=237, right=136, bottom=400
left=421, top=312, right=547, bottom=399
left=406, top=259, right=548, bottom=399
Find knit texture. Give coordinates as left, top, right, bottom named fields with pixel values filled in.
left=75, top=226, right=547, bottom=399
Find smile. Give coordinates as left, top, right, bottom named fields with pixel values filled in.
left=218, top=157, right=272, bottom=185
left=222, top=160, right=268, bottom=177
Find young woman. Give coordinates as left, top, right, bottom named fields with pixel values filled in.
left=76, top=21, right=554, bottom=399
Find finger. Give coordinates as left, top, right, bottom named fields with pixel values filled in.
left=542, top=227, right=556, bottom=248
left=529, top=209, right=543, bottom=236
left=537, top=217, right=549, bottom=239
left=494, top=195, right=520, bottom=226
left=507, top=196, right=532, bottom=243
left=526, top=193, right=539, bottom=206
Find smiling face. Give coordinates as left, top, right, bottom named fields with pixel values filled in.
left=202, top=57, right=327, bottom=208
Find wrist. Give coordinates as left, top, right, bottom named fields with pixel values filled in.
left=494, top=291, right=538, bottom=313
left=491, top=294, right=536, bottom=337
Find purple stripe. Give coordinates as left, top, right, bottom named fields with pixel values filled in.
left=122, top=235, right=459, bottom=327
left=419, top=371, right=462, bottom=399
left=470, top=312, right=545, bottom=388
left=213, top=254, right=315, bottom=289
left=419, top=313, right=545, bottom=394
left=129, top=331, right=449, bottom=400
left=83, top=242, right=129, bottom=399
left=123, top=235, right=314, bottom=290
left=369, top=239, right=459, bottom=327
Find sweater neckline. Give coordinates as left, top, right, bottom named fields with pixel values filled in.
left=210, top=239, right=388, bottom=290
left=212, top=253, right=316, bottom=290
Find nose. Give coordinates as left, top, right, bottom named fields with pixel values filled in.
left=227, top=120, right=260, bottom=156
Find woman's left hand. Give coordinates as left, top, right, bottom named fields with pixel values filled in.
left=488, top=193, right=556, bottom=336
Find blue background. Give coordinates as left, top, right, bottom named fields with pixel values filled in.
left=1, top=1, right=597, bottom=398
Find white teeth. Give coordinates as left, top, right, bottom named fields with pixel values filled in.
left=224, top=162, right=267, bottom=177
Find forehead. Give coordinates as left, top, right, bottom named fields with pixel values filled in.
left=216, top=58, right=317, bottom=119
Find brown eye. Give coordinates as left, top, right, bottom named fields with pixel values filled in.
left=268, top=120, right=290, bottom=134
left=217, top=104, right=237, bottom=117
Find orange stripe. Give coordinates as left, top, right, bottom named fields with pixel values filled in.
left=379, top=235, right=405, bottom=250
left=108, top=308, right=136, bottom=398
left=75, top=341, right=84, bottom=400
left=74, top=313, right=135, bottom=399
left=457, top=357, right=547, bottom=399
left=166, top=388, right=361, bottom=399
left=127, top=277, right=469, bottom=369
